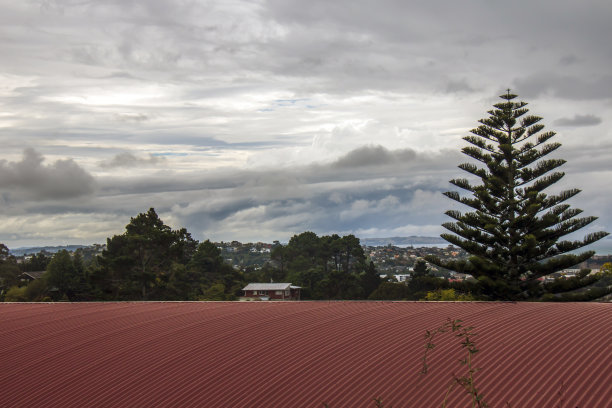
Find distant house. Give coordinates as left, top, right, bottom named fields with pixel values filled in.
left=19, top=271, right=46, bottom=282
left=242, top=283, right=301, bottom=300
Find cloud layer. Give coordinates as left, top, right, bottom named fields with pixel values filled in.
left=0, top=1, right=611, bottom=248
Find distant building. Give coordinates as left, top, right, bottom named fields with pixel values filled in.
left=242, top=283, right=301, bottom=300
left=19, top=271, right=46, bottom=282
left=380, top=274, right=411, bottom=282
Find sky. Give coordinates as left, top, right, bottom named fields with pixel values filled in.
left=1, top=0, right=611, bottom=250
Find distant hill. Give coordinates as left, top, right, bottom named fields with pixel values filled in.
left=9, top=245, right=88, bottom=256
left=359, top=236, right=447, bottom=247
left=360, top=235, right=612, bottom=254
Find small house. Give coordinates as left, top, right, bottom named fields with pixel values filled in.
left=19, top=271, right=46, bottom=283
left=242, top=283, right=301, bottom=300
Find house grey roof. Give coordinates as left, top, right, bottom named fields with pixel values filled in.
left=243, top=283, right=293, bottom=291
left=20, top=271, right=46, bottom=280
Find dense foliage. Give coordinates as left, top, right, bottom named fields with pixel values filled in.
left=270, top=232, right=380, bottom=299
left=0, top=210, right=387, bottom=301
left=426, top=91, right=609, bottom=300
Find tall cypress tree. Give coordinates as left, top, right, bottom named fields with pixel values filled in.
left=426, top=91, right=609, bottom=300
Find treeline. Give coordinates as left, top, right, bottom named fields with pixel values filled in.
left=0, top=208, right=476, bottom=302
left=3, top=208, right=609, bottom=302
left=1, top=209, right=241, bottom=301
left=2, top=208, right=382, bottom=301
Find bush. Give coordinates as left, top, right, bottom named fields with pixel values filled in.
left=423, top=288, right=475, bottom=301
left=4, top=285, right=28, bottom=302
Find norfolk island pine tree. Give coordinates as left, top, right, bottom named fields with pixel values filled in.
left=426, top=90, right=609, bottom=300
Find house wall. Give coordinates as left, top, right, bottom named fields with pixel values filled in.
left=242, top=289, right=300, bottom=300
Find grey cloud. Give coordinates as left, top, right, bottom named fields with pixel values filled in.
left=95, top=145, right=456, bottom=198
left=261, top=0, right=612, bottom=95
left=99, top=152, right=166, bottom=169
left=445, top=79, right=477, bottom=94
left=514, top=73, right=612, bottom=100
left=554, top=114, right=602, bottom=127
left=0, top=148, right=96, bottom=199
left=332, top=145, right=417, bottom=168
left=104, top=71, right=139, bottom=80
left=559, top=55, right=579, bottom=66
left=115, top=113, right=150, bottom=123
left=91, top=145, right=456, bottom=238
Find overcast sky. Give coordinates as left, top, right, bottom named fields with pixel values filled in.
left=1, top=0, right=611, bottom=250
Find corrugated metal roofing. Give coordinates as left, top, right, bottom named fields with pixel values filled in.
left=243, top=282, right=292, bottom=290
left=0, top=302, right=610, bottom=408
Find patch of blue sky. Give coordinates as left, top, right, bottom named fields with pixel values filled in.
left=274, top=98, right=309, bottom=106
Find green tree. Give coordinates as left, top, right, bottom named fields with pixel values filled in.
left=368, top=282, right=410, bottom=300
left=20, top=252, right=51, bottom=272
left=360, top=261, right=382, bottom=298
left=277, top=232, right=371, bottom=299
left=187, top=240, right=239, bottom=299
left=426, top=91, right=609, bottom=300
left=24, top=277, right=50, bottom=301
left=0, top=244, right=20, bottom=299
left=98, top=208, right=198, bottom=300
left=412, top=258, right=429, bottom=278
left=270, top=244, right=289, bottom=275
left=407, top=275, right=449, bottom=300
left=199, top=283, right=233, bottom=301
left=46, top=250, right=79, bottom=300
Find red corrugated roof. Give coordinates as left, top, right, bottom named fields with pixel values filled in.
left=0, top=302, right=610, bottom=407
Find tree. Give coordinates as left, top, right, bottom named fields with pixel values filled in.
left=269, top=232, right=374, bottom=299
left=368, top=282, right=410, bottom=300
left=187, top=240, right=239, bottom=299
left=20, top=252, right=51, bottom=272
left=412, top=258, right=429, bottom=278
left=46, top=250, right=80, bottom=300
left=0, top=243, right=20, bottom=297
left=426, top=91, right=609, bottom=300
left=359, top=261, right=382, bottom=298
left=98, top=208, right=198, bottom=300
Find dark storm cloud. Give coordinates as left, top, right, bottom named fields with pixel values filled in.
left=0, top=149, right=96, bottom=199
left=554, top=114, right=602, bottom=127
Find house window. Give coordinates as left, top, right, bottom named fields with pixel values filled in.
left=275, top=291, right=283, bottom=295
left=285, top=290, right=290, bottom=296
left=257, top=291, right=267, bottom=295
